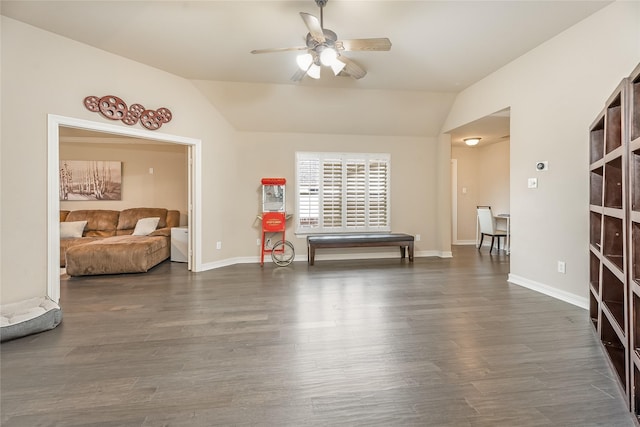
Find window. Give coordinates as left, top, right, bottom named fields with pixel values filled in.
left=295, top=152, right=390, bottom=234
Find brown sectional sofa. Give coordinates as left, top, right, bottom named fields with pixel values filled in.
left=60, top=208, right=180, bottom=276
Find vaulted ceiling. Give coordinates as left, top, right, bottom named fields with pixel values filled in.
left=2, top=0, right=611, bottom=140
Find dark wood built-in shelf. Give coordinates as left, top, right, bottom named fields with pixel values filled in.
left=590, top=64, right=640, bottom=419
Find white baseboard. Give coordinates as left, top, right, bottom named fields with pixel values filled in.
left=508, top=274, right=588, bottom=310
left=199, top=250, right=449, bottom=271
left=454, top=240, right=477, bottom=245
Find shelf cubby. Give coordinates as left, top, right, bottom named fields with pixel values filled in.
left=604, top=157, right=623, bottom=209
left=633, top=222, right=640, bottom=286
left=602, top=264, right=626, bottom=331
left=606, top=94, right=622, bottom=154
left=632, top=72, right=640, bottom=142
left=590, top=290, right=599, bottom=330
left=634, top=294, right=640, bottom=354
left=635, top=364, right=640, bottom=416
left=591, top=167, right=604, bottom=206
left=603, top=215, right=624, bottom=271
left=590, top=211, right=602, bottom=250
left=631, top=150, right=640, bottom=212
left=590, top=251, right=601, bottom=293
left=591, top=116, right=606, bottom=163
left=601, top=312, right=628, bottom=392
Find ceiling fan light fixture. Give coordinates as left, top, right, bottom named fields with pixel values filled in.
left=464, top=137, right=481, bottom=146
left=307, top=63, right=321, bottom=79
left=320, top=47, right=338, bottom=66
left=296, top=53, right=314, bottom=71
left=330, top=58, right=346, bottom=75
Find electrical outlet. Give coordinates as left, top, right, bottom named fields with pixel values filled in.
left=256, top=238, right=261, bottom=246
left=415, top=234, right=421, bottom=241
left=557, top=261, right=566, bottom=274
left=216, top=241, right=222, bottom=250
left=528, top=178, right=538, bottom=189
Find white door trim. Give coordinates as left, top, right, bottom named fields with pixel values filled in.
left=451, top=158, right=458, bottom=244
left=47, top=114, right=202, bottom=302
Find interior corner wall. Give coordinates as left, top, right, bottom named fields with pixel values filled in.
left=234, top=131, right=439, bottom=259
left=441, top=0, right=640, bottom=305
left=0, top=17, right=236, bottom=304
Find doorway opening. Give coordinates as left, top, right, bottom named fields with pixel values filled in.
left=47, top=115, right=202, bottom=302
left=448, top=108, right=511, bottom=249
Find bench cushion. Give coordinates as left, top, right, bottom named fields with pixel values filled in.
left=308, top=233, right=414, bottom=244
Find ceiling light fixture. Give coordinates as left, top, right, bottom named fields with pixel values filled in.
left=464, top=137, right=481, bottom=146
left=296, top=53, right=314, bottom=71
left=307, top=63, right=321, bottom=79
left=319, top=47, right=338, bottom=66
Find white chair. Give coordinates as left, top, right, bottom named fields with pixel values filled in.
left=477, top=206, right=507, bottom=253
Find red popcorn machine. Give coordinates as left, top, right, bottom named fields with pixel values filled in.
left=259, top=178, right=294, bottom=266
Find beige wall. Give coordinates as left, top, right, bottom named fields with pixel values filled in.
left=59, top=141, right=188, bottom=222
left=1, top=17, right=236, bottom=303
left=442, top=1, right=640, bottom=305
left=233, top=132, right=441, bottom=259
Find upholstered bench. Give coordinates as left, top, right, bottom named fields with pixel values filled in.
left=307, top=233, right=414, bottom=265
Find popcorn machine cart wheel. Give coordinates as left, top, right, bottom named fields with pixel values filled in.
left=260, top=178, right=295, bottom=266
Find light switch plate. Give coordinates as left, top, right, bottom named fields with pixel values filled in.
left=528, top=178, right=538, bottom=189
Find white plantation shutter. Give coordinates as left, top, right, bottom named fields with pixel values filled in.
left=346, top=161, right=366, bottom=229
left=322, top=159, right=343, bottom=229
left=297, top=157, right=320, bottom=229
left=368, top=160, right=388, bottom=227
left=296, top=152, right=390, bottom=233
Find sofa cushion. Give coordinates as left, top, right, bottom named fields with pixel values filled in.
left=66, top=210, right=120, bottom=237
left=133, top=217, right=160, bottom=236
left=60, top=220, right=87, bottom=238
left=117, top=208, right=168, bottom=235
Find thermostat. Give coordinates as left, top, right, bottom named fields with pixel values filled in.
left=536, top=161, right=548, bottom=171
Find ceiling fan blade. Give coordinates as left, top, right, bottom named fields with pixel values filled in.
left=291, top=68, right=307, bottom=82
left=300, top=12, right=326, bottom=43
left=336, top=38, right=392, bottom=52
left=336, top=56, right=366, bottom=79
left=251, top=46, right=308, bottom=54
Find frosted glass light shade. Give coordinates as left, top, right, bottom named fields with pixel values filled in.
left=307, top=64, right=321, bottom=79
left=320, top=48, right=338, bottom=66
left=331, top=59, right=346, bottom=75
left=464, top=137, right=481, bottom=146
left=296, top=53, right=313, bottom=71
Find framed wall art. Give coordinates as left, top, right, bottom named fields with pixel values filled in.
left=59, top=160, right=122, bottom=201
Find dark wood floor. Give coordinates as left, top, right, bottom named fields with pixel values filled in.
left=1, top=246, right=635, bottom=426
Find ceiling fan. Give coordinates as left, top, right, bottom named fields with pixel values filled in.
left=251, top=0, right=392, bottom=81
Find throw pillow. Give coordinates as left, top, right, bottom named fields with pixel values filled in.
left=132, top=217, right=160, bottom=236
left=60, top=221, right=87, bottom=238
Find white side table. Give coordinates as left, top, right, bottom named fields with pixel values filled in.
left=171, top=227, right=188, bottom=262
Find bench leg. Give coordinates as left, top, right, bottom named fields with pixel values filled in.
left=408, top=242, right=414, bottom=262
left=400, top=246, right=406, bottom=259
left=309, top=245, right=315, bottom=266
